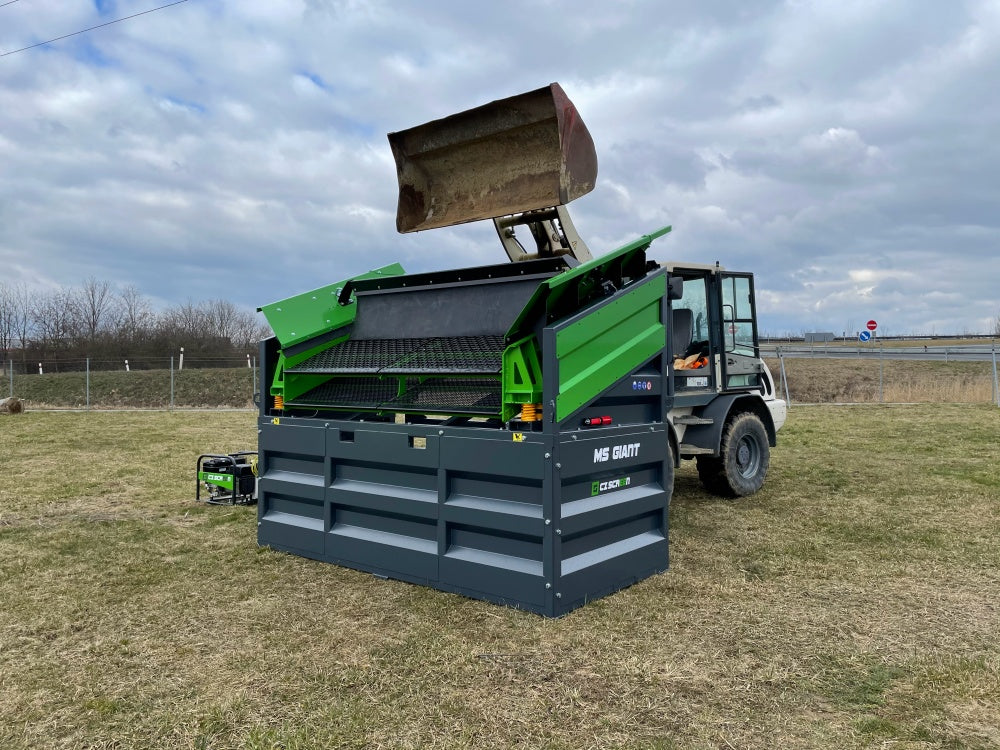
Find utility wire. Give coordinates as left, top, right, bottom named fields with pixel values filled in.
left=1, top=0, right=23, bottom=7
left=1, top=0, right=189, bottom=57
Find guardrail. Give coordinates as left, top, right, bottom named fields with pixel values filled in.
left=760, top=344, right=998, bottom=362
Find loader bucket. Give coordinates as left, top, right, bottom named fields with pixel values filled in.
left=389, top=82, right=598, bottom=233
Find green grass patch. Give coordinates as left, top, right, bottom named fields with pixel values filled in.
left=7, top=366, right=256, bottom=409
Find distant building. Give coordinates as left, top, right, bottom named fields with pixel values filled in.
left=804, top=331, right=836, bottom=343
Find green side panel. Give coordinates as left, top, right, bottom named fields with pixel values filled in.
left=269, top=352, right=285, bottom=397
left=547, top=226, right=671, bottom=293
left=506, top=226, right=671, bottom=341
left=501, top=334, right=544, bottom=421
left=258, top=263, right=405, bottom=349
left=554, top=274, right=666, bottom=422
left=199, top=471, right=234, bottom=490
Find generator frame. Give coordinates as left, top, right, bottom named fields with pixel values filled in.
left=197, top=452, right=258, bottom=506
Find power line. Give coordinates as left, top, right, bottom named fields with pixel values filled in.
left=0, top=0, right=23, bottom=7
left=1, top=0, right=190, bottom=58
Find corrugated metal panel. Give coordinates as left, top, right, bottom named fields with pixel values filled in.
left=258, top=418, right=670, bottom=616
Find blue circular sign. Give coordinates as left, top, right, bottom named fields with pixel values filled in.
left=859, top=330, right=872, bottom=342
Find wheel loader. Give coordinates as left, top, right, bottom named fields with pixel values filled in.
left=255, top=83, right=786, bottom=616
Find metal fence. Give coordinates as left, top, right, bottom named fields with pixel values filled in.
left=7, top=346, right=999, bottom=410
left=4, top=356, right=259, bottom=410
left=768, top=345, right=1000, bottom=407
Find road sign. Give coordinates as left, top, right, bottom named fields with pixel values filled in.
left=859, top=330, right=872, bottom=342
left=866, top=320, right=878, bottom=331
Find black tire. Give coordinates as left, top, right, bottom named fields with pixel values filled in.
left=696, top=411, right=770, bottom=497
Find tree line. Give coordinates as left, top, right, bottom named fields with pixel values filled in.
left=0, top=278, right=271, bottom=372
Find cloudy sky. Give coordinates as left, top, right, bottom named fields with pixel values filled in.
left=2, top=0, right=999, bottom=337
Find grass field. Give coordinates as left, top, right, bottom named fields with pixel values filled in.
left=5, top=357, right=998, bottom=410
left=768, top=358, right=998, bottom=404
left=1, top=406, right=998, bottom=749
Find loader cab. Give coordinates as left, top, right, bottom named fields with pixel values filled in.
left=666, top=263, right=764, bottom=404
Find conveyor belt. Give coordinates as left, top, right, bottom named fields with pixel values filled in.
left=286, top=335, right=505, bottom=376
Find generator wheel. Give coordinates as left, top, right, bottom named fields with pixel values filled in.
left=697, top=411, right=769, bottom=497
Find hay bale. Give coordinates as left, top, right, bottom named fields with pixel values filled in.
left=0, top=397, right=24, bottom=414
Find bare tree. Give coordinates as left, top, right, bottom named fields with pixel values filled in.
left=11, top=283, right=31, bottom=367
left=202, top=299, right=262, bottom=348
left=31, top=288, right=78, bottom=363
left=159, top=300, right=209, bottom=340
left=115, top=285, right=154, bottom=342
left=0, top=283, right=13, bottom=368
left=71, top=277, right=115, bottom=342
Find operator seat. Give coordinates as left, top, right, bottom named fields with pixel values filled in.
left=671, top=308, right=694, bottom=359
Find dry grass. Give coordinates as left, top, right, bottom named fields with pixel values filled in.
left=767, top=358, right=997, bottom=405
left=1, top=407, right=998, bottom=749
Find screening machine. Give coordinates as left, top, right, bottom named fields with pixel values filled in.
left=255, top=84, right=785, bottom=616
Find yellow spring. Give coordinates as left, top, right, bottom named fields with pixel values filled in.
left=274, top=394, right=284, bottom=410
left=521, top=403, right=541, bottom=421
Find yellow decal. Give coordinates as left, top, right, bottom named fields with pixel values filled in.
left=512, top=432, right=525, bottom=442
left=271, top=417, right=281, bottom=425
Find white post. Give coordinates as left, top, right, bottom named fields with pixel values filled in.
left=992, top=347, right=998, bottom=407
left=38, top=362, right=43, bottom=375
left=879, top=343, right=884, bottom=403
left=247, top=353, right=251, bottom=369
left=777, top=347, right=791, bottom=407
left=125, top=359, right=130, bottom=372
left=179, top=347, right=184, bottom=371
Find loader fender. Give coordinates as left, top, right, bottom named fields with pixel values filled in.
left=679, top=394, right=777, bottom=455
left=667, top=421, right=680, bottom=468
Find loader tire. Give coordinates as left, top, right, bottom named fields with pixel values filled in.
left=696, top=411, right=769, bottom=498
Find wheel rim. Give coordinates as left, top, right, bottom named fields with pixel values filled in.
left=734, top=434, right=761, bottom=478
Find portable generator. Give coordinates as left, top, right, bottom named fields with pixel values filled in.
left=196, top=452, right=258, bottom=505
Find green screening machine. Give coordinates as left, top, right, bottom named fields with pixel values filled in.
left=255, top=83, right=784, bottom=616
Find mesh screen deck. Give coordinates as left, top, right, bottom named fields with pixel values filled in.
left=388, top=378, right=500, bottom=413
left=287, top=335, right=505, bottom=376
left=287, top=376, right=501, bottom=416
left=286, top=377, right=401, bottom=409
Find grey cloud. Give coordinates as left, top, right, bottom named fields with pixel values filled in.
left=1, top=0, right=999, bottom=335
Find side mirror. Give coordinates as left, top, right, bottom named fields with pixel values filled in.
left=668, top=277, right=684, bottom=300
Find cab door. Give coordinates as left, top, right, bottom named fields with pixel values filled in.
left=719, top=272, right=762, bottom=390
left=670, top=270, right=717, bottom=395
